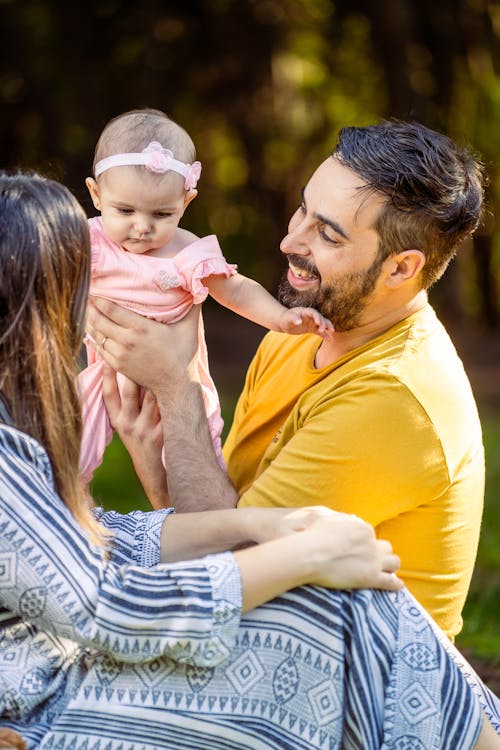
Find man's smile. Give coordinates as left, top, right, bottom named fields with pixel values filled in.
left=286, top=258, right=320, bottom=289
left=288, top=261, right=317, bottom=280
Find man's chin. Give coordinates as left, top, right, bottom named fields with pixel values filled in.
left=278, top=278, right=316, bottom=309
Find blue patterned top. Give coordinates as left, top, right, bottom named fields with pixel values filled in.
left=0, top=418, right=498, bottom=749
left=0, top=424, right=241, bottom=733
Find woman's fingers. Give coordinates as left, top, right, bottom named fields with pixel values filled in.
left=382, top=553, right=401, bottom=573
left=0, top=728, right=26, bottom=750
left=299, top=512, right=404, bottom=591
left=376, top=571, right=404, bottom=591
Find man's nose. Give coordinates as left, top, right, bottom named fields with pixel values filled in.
left=280, top=225, right=310, bottom=256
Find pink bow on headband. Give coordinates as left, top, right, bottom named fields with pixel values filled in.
left=142, top=142, right=201, bottom=189
left=142, top=142, right=175, bottom=173
left=184, top=161, right=202, bottom=190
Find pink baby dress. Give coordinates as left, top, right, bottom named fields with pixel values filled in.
left=78, top=217, right=237, bottom=484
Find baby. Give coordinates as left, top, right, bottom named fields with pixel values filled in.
left=78, top=108, right=332, bottom=483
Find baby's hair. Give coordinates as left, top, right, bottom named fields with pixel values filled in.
left=92, top=108, right=196, bottom=176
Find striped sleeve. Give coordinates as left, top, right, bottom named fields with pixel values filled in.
left=0, top=425, right=242, bottom=666
left=94, top=506, right=173, bottom=567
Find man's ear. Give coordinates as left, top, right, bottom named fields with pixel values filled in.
left=385, top=249, right=426, bottom=288
left=85, top=177, right=101, bottom=211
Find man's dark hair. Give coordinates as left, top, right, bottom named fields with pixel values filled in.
left=334, top=120, right=485, bottom=288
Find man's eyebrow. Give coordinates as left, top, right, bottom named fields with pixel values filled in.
left=301, top=187, right=350, bottom=241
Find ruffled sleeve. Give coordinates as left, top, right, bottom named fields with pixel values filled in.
left=0, top=425, right=242, bottom=667
left=175, top=235, right=237, bottom=303
left=94, top=506, right=173, bottom=568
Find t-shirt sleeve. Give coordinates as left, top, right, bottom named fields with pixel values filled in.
left=0, top=426, right=242, bottom=667
left=176, top=235, right=237, bottom=303
left=237, top=371, right=450, bottom=527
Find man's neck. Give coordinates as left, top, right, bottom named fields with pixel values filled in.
left=315, top=290, right=428, bottom=369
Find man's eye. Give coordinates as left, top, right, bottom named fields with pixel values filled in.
left=319, top=225, right=339, bottom=244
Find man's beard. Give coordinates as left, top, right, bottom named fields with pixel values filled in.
left=278, top=253, right=385, bottom=332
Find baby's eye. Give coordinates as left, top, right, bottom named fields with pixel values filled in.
left=155, top=211, right=173, bottom=218
left=117, top=207, right=133, bottom=215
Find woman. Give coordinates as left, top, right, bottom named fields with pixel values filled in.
left=0, top=172, right=498, bottom=749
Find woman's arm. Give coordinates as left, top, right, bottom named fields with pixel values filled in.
left=159, top=504, right=402, bottom=613
left=234, top=511, right=402, bottom=613
left=206, top=273, right=333, bottom=336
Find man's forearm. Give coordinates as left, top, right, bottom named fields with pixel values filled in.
left=158, top=378, right=238, bottom=511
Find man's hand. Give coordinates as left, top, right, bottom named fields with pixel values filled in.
left=87, top=298, right=238, bottom=511
left=102, top=367, right=169, bottom=509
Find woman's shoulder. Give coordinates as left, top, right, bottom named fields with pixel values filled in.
left=0, top=423, right=53, bottom=484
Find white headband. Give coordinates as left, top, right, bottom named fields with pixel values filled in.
left=94, top=141, right=202, bottom=190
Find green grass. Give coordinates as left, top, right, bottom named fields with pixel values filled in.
left=91, top=403, right=500, bottom=663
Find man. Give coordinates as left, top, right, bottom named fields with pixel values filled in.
left=89, top=120, right=485, bottom=640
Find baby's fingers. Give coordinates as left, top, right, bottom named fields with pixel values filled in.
left=299, top=307, right=334, bottom=333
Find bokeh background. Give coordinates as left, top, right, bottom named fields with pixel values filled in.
left=1, top=0, right=499, bottom=683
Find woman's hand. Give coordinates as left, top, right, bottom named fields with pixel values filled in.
left=102, top=365, right=169, bottom=509
left=243, top=505, right=343, bottom=544
left=234, top=508, right=402, bottom=613
left=0, top=728, right=26, bottom=750
left=258, top=506, right=402, bottom=591
left=294, top=510, right=402, bottom=591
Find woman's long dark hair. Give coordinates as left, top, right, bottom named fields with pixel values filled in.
left=0, top=172, right=106, bottom=544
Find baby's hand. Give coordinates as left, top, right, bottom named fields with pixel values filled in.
left=279, top=306, right=333, bottom=337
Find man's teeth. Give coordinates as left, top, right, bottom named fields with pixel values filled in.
left=290, top=263, right=315, bottom=280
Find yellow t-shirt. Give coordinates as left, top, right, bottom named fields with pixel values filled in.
left=224, top=305, right=484, bottom=639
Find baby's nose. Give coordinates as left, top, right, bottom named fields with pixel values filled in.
left=135, top=217, right=152, bottom=235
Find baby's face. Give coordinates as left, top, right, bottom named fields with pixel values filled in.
left=88, top=168, right=192, bottom=254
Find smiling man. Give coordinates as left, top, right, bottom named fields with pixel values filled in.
left=89, top=120, right=486, bottom=641
left=222, top=121, right=486, bottom=640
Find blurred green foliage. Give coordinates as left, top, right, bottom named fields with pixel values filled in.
left=1, top=0, right=499, bottom=325
left=457, top=416, right=500, bottom=663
